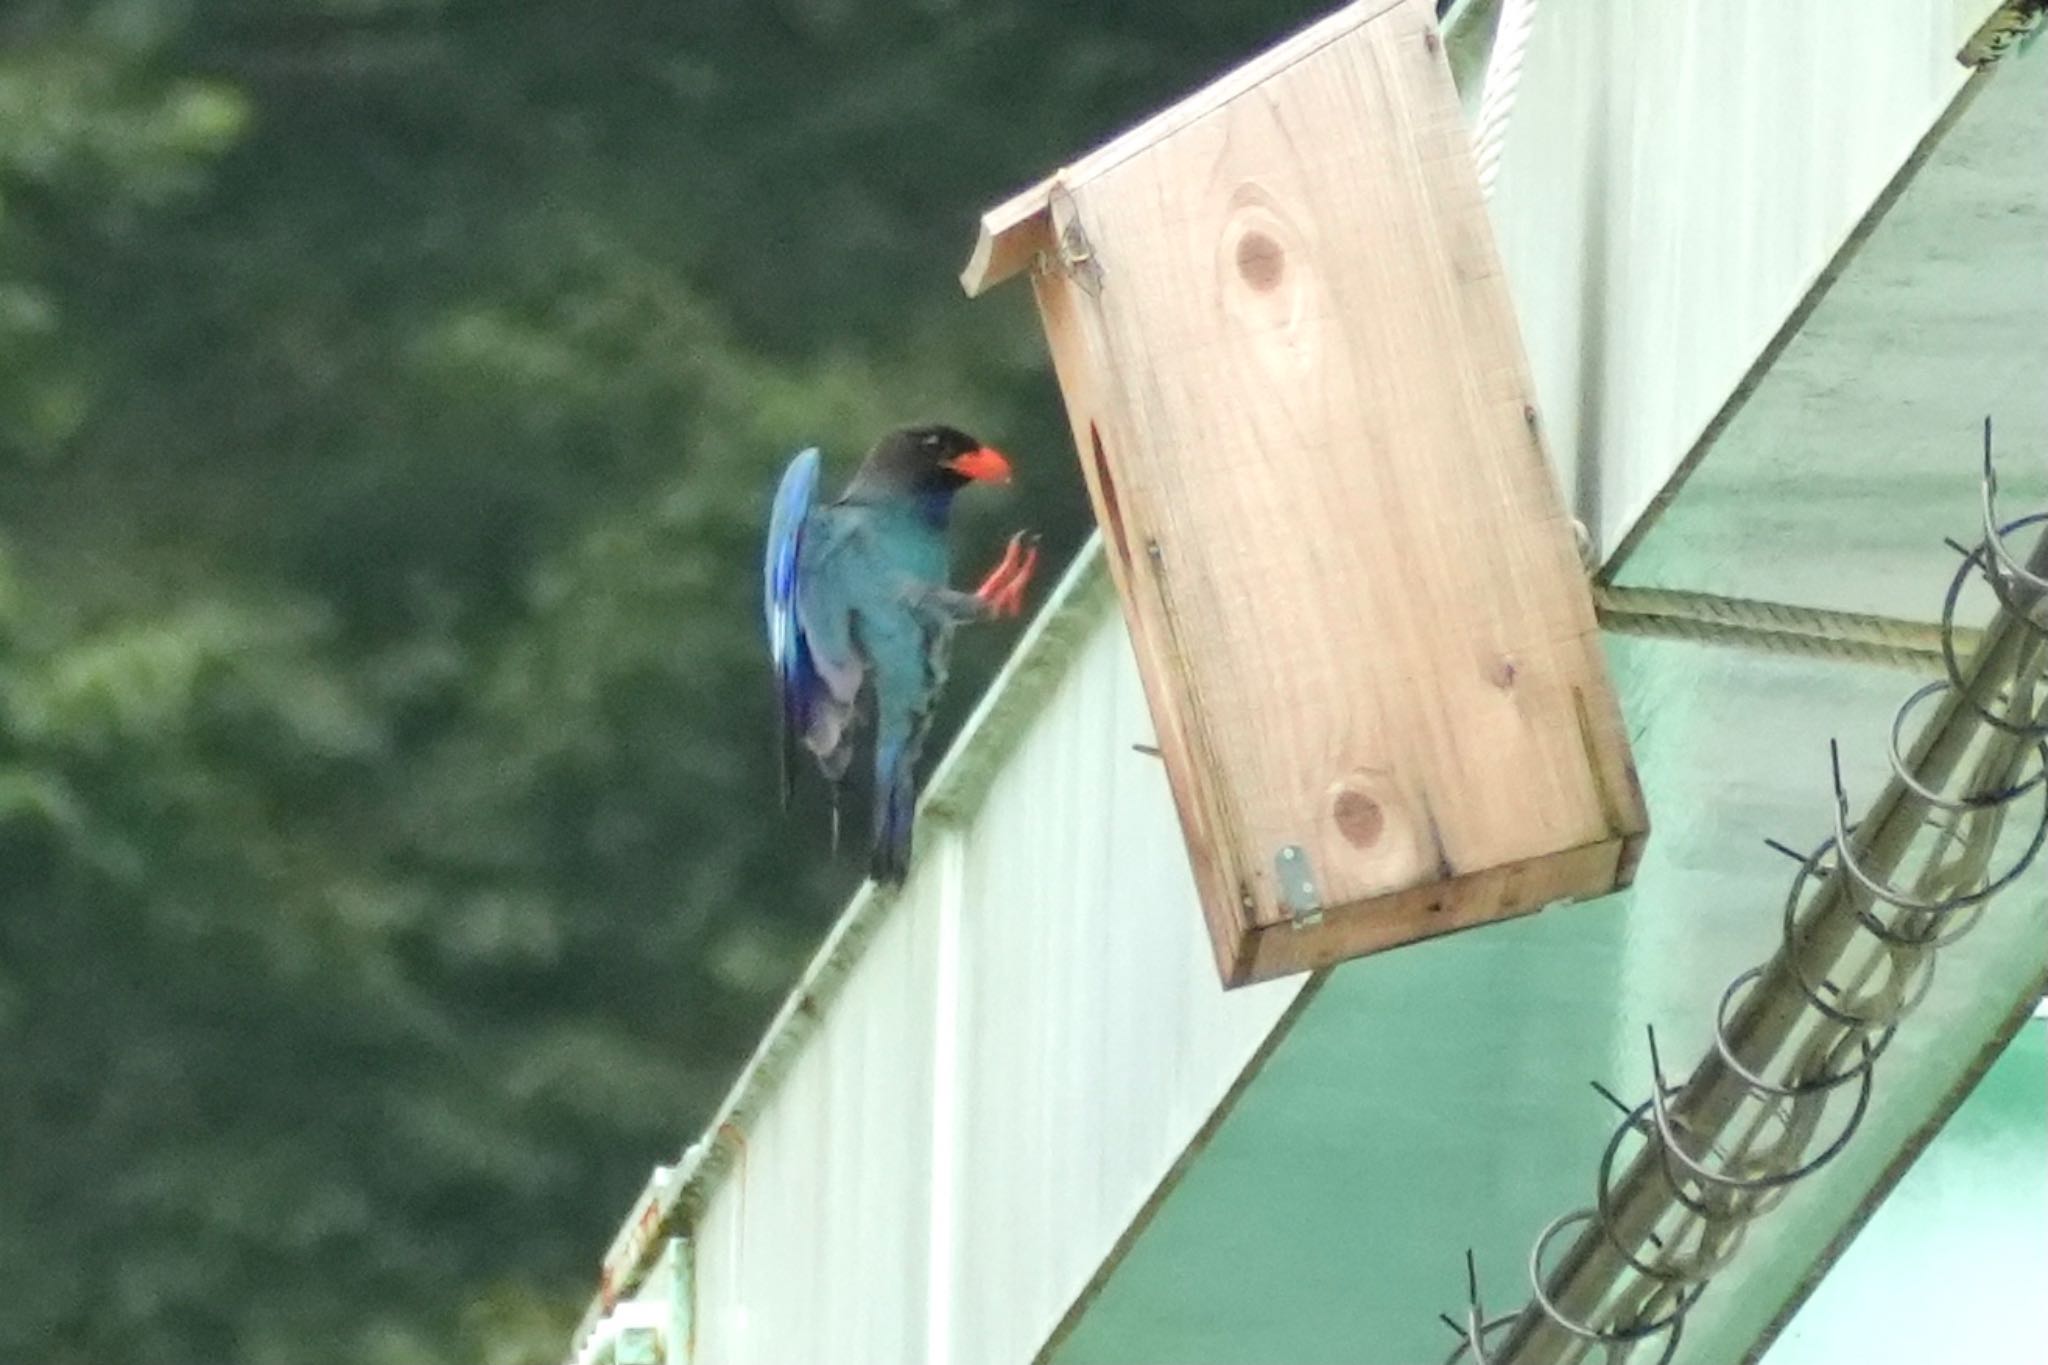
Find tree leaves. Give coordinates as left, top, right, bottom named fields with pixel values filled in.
left=0, top=1, right=1327, bottom=1361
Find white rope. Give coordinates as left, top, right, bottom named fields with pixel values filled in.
left=1470, top=0, right=1540, bottom=200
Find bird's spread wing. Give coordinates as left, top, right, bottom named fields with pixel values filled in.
left=764, top=447, right=824, bottom=806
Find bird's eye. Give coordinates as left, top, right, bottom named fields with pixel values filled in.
left=920, top=433, right=941, bottom=451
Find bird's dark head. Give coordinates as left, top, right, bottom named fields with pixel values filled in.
left=846, top=423, right=1011, bottom=518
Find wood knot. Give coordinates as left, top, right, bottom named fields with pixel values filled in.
left=1235, top=230, right=1285, bottom=291
left=1333, top=789, right=1384, bottom=849
left=1489, top=655, right=1518, bottom=689
left=1217, top=187, right=1308, bottom=344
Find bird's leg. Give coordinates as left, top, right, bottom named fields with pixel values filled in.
left=974, top=532, right=1029, bottom=602
left=974, top=531, right=1041, bottom=620
left=909, top=585, right=992, bottom=625
left=901, top=532, right=1041, bottom=628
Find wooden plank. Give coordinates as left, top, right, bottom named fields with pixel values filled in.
left=1243, top=838, right=1624, bottom=981
left=991, top=0, right=1645, bottom=985
left=1029, top=266, right=1255, bottom=985
left=959, top=0, right=1411, bottom=298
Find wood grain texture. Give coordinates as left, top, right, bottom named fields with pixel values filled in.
left=959, top=0, right=1409, bottom=298
left=990, top=0, right=1646, bottom=986
left=1030, top=269, right=1255, bottom=984
left=1243, top=838, right=1625, bottom=981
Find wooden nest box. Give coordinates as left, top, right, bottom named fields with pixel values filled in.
left=961, top=0, right=1648, bottom=987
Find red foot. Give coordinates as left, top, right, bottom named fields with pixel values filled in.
left=975, top=531, right=1041, bottom=620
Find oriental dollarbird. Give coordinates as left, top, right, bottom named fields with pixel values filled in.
left=763, top=424, right=1040, bottom=885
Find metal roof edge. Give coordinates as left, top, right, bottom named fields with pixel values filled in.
left=672, top=534, right=1114, bottom=1218
left=567, top=534, right=1117, bottom=1354
left=922, top=535, right=1114, bottom=822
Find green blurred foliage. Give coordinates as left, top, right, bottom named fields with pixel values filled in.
left=0, top=0, right=1322, bottom=1360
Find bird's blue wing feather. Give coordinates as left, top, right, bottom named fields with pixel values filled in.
left=765, top=447, right=824, bottom=805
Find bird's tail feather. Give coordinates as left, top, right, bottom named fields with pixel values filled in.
left=869, top=737, right=916, bottom=886
left=777, top=717, right=797, bottom=811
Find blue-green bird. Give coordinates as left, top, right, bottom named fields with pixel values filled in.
left=764, top=423, right=1039, bottom=885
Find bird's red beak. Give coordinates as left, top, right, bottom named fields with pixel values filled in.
left=944, top=446, right=1012, bottom=484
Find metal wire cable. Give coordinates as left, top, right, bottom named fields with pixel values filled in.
left=1439, top=421, right=2048, bottom=1365
left=1592, top=585, right=1981, bottom=676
